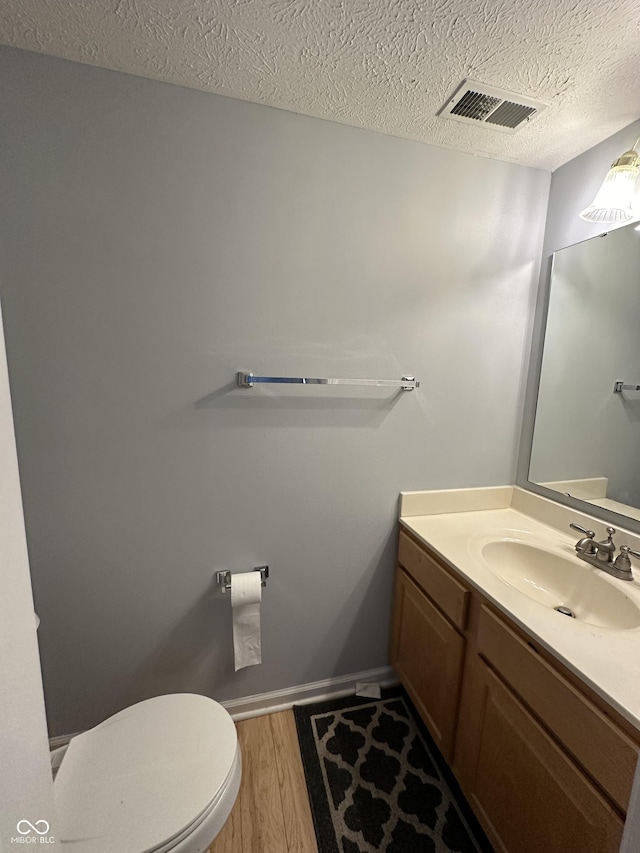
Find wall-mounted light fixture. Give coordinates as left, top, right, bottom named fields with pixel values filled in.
left=579, top=137, right=640, bottom=224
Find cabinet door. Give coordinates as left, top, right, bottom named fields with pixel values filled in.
left=467, top=662, right=624, bottom=853
left=476, top=604, right=639, bottom=812
left=390, top=568, right=465, bottom=761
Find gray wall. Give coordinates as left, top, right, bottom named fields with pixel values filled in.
left=0, top=46, right=549, bottom=736
left=543, top=118, right=640, bottom=257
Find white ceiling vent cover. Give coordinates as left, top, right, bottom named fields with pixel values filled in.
left=439, top=80, right=547, bottom=134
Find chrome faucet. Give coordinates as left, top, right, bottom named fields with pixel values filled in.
left=595, top=526, right=616, bottom=562
left=570, top=523, right=639, bottom=581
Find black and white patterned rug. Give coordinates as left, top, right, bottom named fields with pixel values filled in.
left=294, top=690, right=493, bottom=853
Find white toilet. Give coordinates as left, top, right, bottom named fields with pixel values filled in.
left=52, top=693, right=241, bottom=852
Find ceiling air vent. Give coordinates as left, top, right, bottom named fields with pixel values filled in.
left=438, top=80, right=547, bottom=134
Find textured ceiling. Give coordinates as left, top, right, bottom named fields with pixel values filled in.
left=1, top=0, right=639, bottom=170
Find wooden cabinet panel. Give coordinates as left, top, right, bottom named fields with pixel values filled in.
left=468, top=664, right=624, bottom=853
left=390, top=569, right=465, bottom=761
left=392, top=528, right=640, bottom=853
left=477, top=605, right=639, bottom=812
left=398, top=530, right=470, bottom=630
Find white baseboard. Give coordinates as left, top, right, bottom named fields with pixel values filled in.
left=48, top=666, right=399, bottom=744
left=49, top=732, right=81, bottom=750
left=221, top=666, right=399, bottom=721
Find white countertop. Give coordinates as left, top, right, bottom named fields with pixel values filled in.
left=399, top=486, right=640, bottom=732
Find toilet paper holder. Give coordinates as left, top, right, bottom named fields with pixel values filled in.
left=216, top=565, right=269, bottom=593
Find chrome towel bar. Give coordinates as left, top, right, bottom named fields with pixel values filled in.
left=614, top=381, right=640, bottom=393
left=237, top=372, right=419, bottom=391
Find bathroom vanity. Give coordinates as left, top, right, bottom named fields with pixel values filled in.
left=391, top=486, right=640, bottom=853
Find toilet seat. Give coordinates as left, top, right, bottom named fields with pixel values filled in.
left=148, top=746, right=241, bottom=853
left=152, top=752, right=241, bottom=853
left=54, top=693, right=240, bottom=853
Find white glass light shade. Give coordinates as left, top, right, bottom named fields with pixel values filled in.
left=579, top=149, right=640, bottom=223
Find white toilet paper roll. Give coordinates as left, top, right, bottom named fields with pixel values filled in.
left=231, top=572, right=262, bottom=671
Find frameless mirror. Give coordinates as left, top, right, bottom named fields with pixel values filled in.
left=529, top=221, right=640, bottom=523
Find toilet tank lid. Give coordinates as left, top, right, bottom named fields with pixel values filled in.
left=54, top=693, right=238, bottom=853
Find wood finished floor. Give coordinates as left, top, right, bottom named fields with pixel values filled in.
left=210, top=710, right=318, bottom=853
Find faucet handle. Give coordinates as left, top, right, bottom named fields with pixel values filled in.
left=612, top=545, right=639, bottom=578
left=620, top=545, right=640, bottom=560
left=570, top=523, right=596, bottom=555
left=569, top=523, right=595, bottom=537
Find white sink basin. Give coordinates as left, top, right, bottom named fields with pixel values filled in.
left=478, top=539, right=640, bottom=630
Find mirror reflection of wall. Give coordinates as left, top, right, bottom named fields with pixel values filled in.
left=530, top=222, right=640, bottom=518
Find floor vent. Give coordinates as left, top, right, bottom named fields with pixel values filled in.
left=439, top=80, right=547, bottom=133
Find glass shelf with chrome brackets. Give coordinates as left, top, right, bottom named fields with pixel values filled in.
left=613, top=381, right=640, bottom=393
left=236, top=372, right=420, bottom=391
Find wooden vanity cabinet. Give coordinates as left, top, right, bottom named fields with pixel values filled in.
left=463, top=660, right=623, bottom=853
left=390, top=568, right=465, bottom=761
left=391, top=527, right=639, bottom=853
left=390, top=531, right=470, bottom=761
